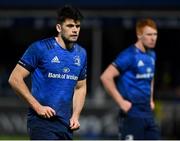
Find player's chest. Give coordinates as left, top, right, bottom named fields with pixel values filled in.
left=40, top=51, right=82, bottom=74
left=133, top=54, right=155, bottom=74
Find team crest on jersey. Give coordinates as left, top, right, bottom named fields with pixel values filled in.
left=151, top=57, right=155, bottom=65
left=73, top=56, right=81, bottom=66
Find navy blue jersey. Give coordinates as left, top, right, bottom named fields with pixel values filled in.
left=113, top=45, right=156, bottom=117
left=18, top=37, right=87, bottom=125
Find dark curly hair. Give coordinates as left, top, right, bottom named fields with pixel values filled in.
left=57, top=5, right=83, bottom=24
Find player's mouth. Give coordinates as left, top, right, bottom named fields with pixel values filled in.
left=70, top=35, right=78, bottom=39
left=71, top=35, right=78, bottom=37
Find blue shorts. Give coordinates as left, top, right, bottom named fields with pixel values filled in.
left=118, top=112, right=161, bottom=140
left=27, top=116, right=73, bottom=140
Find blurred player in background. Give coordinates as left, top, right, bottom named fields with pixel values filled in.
left=8, top=5, right=87, bottom=140
left=101, top=18, right=160, bottom=140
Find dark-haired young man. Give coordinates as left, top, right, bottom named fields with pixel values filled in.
left=9, top=5, right=87, bottom=140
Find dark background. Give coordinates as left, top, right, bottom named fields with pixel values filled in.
left=0, top=0, right=180, bottom=139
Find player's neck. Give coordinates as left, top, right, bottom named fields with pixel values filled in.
left=135, top=41, right=146, bottom=52
left=55, top=36, right=73, bottom=50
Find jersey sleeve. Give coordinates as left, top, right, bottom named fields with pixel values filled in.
left=112, top=49, right=133, bottom=73
left=78, top=51, right=87, bottom=80
left=18, top=42, right=41, bottom=72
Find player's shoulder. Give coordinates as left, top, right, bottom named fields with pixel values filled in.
left=29, top=37, right=54, bottom=50
left=119, top=45, right=135, bottom=56
left=38, top=37, right=55, bottom=50
left=74, top=43, right=87, bottom=55
left=148, top=49, right=155, bottom=55
left=147, top=49, right=156, bottom=58
left=126, top=45, right=135, bottom=53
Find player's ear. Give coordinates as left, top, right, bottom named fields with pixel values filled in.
left=56, top=24, right=62, bottom=33
left=137, top=34, right=143, bottom=39
left=137, top=32, right=143, bottom=40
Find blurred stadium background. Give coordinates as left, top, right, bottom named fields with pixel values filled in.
left=1, top=0, right=180, bottom=139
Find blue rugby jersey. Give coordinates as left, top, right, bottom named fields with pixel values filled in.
left=18, top=37, right=87, bottom=125
left=112, top=44, right=156, bottom=117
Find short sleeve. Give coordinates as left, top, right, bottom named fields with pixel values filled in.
left=112, top=49, right=133, bottom=73
left=18, top=42, right=41, bottom=72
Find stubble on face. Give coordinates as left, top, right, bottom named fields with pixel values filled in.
left=61, top=19, right=80, bottom=44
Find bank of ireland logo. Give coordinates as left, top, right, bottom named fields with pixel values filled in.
left=74, top=56, right=81, bottom=66
left=63, top=67, right=70, bottom=73
left=147, top=67, right=152, bottom=73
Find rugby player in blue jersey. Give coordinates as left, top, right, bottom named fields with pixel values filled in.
left=101, top=18, right=160, bottom=140
left=8, top=5, right=87, bottom=140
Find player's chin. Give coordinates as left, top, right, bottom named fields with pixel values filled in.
left=148, top=45, right=155, bottom=48
left=70, top=37, right=78, bottom=41
left=72, top=39, right=78, bottom=42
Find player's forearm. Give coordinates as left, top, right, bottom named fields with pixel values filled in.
left=101, top=76, right=125, bottom=107
left=8, top=75, right=41, bottom=111
left=72, top=85, right=87, bottom=119
left=151, top=79, right=154, bottom=101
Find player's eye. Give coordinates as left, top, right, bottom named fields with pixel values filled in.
left=76, top=25, right=80, bottom=28
left=67, top=24, right=74, bottom=28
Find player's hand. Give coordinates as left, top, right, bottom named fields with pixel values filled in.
left=36, top=105, right=56, bottom=118
left=151, top=100, right=155, bottom=110
left=120, top=100, right=132, bottom=113
left=69, top=116, right=80, bottom=130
